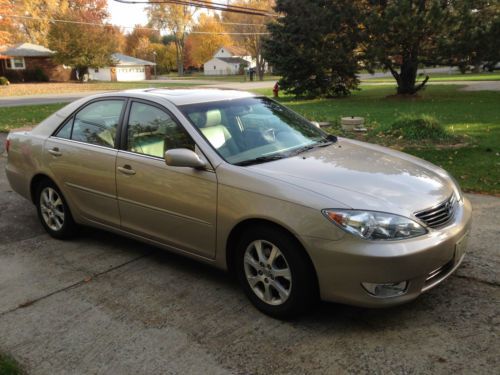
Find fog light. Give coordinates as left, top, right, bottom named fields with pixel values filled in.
left=362, top=281, right=408, bottom=298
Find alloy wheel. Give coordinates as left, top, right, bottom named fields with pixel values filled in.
left=243, top=239, right=292, bottom=306
left=40, top=187, right=65, bottom=232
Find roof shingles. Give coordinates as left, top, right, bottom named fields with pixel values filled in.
left=112, top=53, right=156, bottom=66
left=0, top=43, right=54, bottom=57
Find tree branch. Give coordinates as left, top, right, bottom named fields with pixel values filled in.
left=414, top=74, right=429, bottom=93
left=387, top=64, right=400, bottom=85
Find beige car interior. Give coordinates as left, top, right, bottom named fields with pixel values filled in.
left=198, top=110, right=239, bottom=157
left=128, top=110, right=167, bottom=157
left=128, top=104, right=193, bottom=158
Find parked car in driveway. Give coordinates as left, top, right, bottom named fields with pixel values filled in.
left=5, top=89, right=472, bottom=318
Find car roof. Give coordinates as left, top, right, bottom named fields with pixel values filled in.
left=32, top=88, right=259, bottom=136
left=121, top=88, right=256, bottom=106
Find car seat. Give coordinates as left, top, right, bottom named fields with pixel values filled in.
left=199, top=109, right=240, bottom=157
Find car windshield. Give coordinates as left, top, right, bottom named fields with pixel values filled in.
left=179, top=97, right=332, bottom=165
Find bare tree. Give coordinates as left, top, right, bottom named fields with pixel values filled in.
left=223, top=0, right=274, bottom=81
left=148, top=3, right=197, bottom=76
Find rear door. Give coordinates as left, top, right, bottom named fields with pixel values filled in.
left=45, top=99, right=126, bottom=227
left=115, top=100, right=217, bottom=258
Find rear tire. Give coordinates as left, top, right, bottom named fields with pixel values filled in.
left=235, top=225, right=318, bottom=319
left=35, top=179, right=77, bottom=239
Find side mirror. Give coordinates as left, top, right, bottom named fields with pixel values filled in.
left=165, top=149, right=207, bottom=169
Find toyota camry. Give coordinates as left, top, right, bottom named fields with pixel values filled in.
left=5, top=89, right=472, bottom=318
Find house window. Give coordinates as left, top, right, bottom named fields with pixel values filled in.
left=6, top=57, right=26, bottom=70
left=214, top=66, right=216, bottom=70
left=94, top=68, right=99, bottom=73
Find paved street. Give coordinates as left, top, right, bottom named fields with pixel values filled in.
left=0, top=81, right=276, bottom=107
left=2, top=80, right=500, bottom=108
left=0, top=132, right=499, bottom=374
left=0, top=91, right=107, bottom=108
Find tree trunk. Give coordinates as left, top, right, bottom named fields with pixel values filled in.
left=256, top=55, right=265, bottom=81
left=258, top=66, right=265, bottom=81
left=255, top=37, right=265, bottom=81
left=77, top=67, right=89, bottom=82
left=397, top=55, right=419, bottom=94
left=175, top=41, right=184, bottom=76
left=393, top=51, right=429, bottom=95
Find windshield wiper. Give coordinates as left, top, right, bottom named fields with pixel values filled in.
left=292, top=139, right=334, bottom=156
left=235, top=154, right=288, bottom=166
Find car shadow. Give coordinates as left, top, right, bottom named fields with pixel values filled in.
left=77, top=226, right=470, bottom=331
left=79, top=225, right=239, bottom=290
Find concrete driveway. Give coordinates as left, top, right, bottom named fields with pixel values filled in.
left=0, top=134, right=499, bottom=374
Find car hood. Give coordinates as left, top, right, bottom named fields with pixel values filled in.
left=248, top=138, right=455, bottom=214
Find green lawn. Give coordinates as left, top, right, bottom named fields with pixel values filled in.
left=1, top=85, right=498, bottom=194
left=0, top=353, right=22, bottom=375
left=162, top=71, right=500, bottom=83
left=0, top=103, right=67, bottom=132
left=362, top=71, right=500, bottom=83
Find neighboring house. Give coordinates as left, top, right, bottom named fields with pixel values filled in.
left=89, top=53, right=156, bottom=82
left=0, top=43, right=71, bottom=82
left=203, top=46, right=254, bottom=76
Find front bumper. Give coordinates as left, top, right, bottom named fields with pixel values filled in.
left=302, top=197, right=472, bottom=307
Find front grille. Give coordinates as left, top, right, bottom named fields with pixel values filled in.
left=415, top=194, right=457, bottom=229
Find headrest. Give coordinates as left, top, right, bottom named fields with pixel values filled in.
left=204, top=109, right=222, bottom=128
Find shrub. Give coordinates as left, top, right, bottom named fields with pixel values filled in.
left=4, top=70, right=24, bottom=83
left=26, top=68, right=49, bottom=82
left=4, top=68, right=49, bottom=83
left=384, top=114, right=450, bottom=141
left=0, top=76, right=9, bottom=86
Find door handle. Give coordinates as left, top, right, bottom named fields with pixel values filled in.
left=117, top=165, right=136, bottom=175
left=48, top=147, right=62, bottom=157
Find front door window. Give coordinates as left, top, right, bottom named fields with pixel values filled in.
left=126, top=101, right=195, bottom=158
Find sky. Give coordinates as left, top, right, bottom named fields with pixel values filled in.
left=107, top=1, right=149, bottom=30
left=107, top=0, right=216, bottom=31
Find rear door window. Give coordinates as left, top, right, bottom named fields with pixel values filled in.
left=55, top=117, right=73, bottom=139
left=56, top=100, right=125, bottom=148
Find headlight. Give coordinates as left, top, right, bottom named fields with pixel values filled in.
left=322, top=209, right=427, bottom=240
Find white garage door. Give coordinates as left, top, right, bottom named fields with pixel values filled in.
left=116, top=66, right=146, bottom=81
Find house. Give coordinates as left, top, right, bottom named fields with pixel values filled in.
left=0, top=43, right=71, bottom=82
left=88, top=53, right=156, bottom=82
left=203, top=46, right=254, bottom=76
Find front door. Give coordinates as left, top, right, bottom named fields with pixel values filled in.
left=45, top=99, right=126, bottom=227
left=116, top=100, right=217, bottom=258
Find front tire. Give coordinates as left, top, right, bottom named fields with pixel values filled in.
left=235, top=225, right=318, bottom=319
left=36, top=180, right=77, bottom=239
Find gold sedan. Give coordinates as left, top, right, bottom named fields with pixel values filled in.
left=5, top=89, right=472, bottom=318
